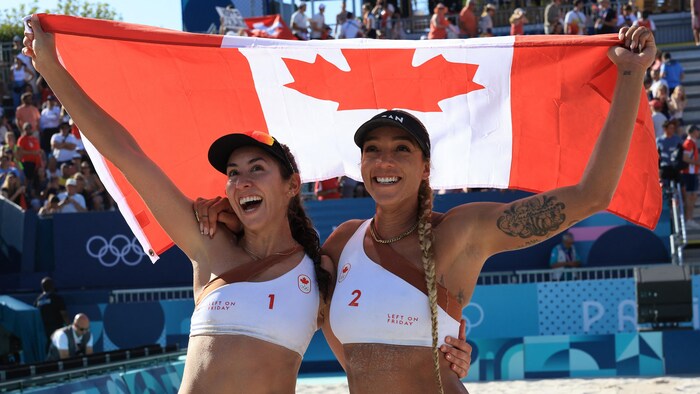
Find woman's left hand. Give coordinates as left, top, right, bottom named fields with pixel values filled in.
left=194, top=196, right=241, bottom=237
left=609, top=26, right=655, bottom=73
left=441, top=319, right=472, bottom=378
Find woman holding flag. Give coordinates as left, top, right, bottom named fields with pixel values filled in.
left=22, top=14, right=474, bottom=393
left=196, top=26, right=656, bottom=393
left=23, top=15, right=334, bottom=393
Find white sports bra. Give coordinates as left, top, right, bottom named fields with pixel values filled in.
left=190, top=249, right=319, bottom=357
left=330, top=220, right=461, bottom=347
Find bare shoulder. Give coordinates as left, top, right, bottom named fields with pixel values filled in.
left=197, top=224, right=244, bottom=265
left=321, top=219, right=365, bottom=266
left=437, top=200, right=497, bottom=231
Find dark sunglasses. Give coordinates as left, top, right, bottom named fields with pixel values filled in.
left=76, top=326, right=90, bottom=332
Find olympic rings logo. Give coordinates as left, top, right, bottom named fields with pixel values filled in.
left=462, top=302, right=484, bottom=337
left=86, top=235, right=146, bottom=267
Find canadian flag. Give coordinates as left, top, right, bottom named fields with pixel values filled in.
left=244, top=14, right=296, bottom=40
left=38, top=14, right=661, bottom=262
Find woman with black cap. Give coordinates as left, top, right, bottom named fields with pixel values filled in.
left=23, top=16, right=333, bottom=393
left=321, top=26, right=655, bottom=394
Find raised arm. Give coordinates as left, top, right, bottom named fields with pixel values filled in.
left=441, top=26, right=655, bottom=263
left=24, top=15, right=210, bottom=261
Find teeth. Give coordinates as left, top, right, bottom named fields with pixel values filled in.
left=239, top=196, right=262, bottom=205
left=376, top=177, right=399, bottom=184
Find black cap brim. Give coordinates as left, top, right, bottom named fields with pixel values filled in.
left=354, top=118, right=430, bottom=157
left=207, top=133, right=293, bottom=175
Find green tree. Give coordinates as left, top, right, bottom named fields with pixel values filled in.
left=0, top=0, right=120, bottom=42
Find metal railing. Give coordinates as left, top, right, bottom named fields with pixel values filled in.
left=651, top=12, right=694, bottom=44
left=665, top=180, right=687, bottom=265
left=477, top=261, right=700, bottom=285
left=0, top=349, right=186, bottom=391
left=109, top=287, right=193, bottom=303
left=108, top=262, right=700, bottom=301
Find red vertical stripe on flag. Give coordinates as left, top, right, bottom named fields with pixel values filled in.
left=43, top=15, right=269, bottom=254
left=510, top=35, right=661, bottom=228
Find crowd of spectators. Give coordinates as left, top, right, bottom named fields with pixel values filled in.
left=288, top=0, right=665, bottom=41
left=3, top=2, right=693, bottom=209
left=648, top=49, right=699, bottom=229
left=1, top=37, right=113, bottom=215
left=292, top=0, right=408, bottom=40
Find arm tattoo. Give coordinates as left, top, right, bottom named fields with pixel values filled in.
left=457, top=289, right=465, bottom=304
left=497, top=195, right=566, bottom=238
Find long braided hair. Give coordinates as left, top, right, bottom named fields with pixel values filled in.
left=355, top=109, right=441, bottom=390
left=417, top=177, right=443, bottom=394
left=280, top=145, right=331, bottom=301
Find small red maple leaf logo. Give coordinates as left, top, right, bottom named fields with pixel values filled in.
left=298, top=274, right=312, bottom=294
left=342, top=265, right=349, bottom=273
left=283, top=49, right=484, bottom=112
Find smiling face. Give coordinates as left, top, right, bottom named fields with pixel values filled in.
left=224, top=146, right=300, bottom=231
left=360, top=126, right=430, bottom=207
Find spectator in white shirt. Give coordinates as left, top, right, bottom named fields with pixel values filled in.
left=564, top=0, right=587, bottom=35
left=40, top=95, right=61, bottom=152
left=339, top=12, right=363, bottom=38
left=310, top=4, right=327, bottom=39
left=291, top=2, right=309, bottom=40
left=50, top=122, right=78, bottom=165
left=650, top=99, right=668, bottom=139
left=57, top=177, right=86, bottom=213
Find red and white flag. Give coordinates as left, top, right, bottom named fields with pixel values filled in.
left=37, top=14, right=661, bottom=261
left=244, top=14, right=296, bottom=40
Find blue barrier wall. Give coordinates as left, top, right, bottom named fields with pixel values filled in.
left=0, top=190, right=672, bottom=292
left=43, top=275, right=698, bottom=358
left=6, top=275, right=699, bottom=391
left=18, top=330, right=700, bottom=392
left=50, top=212, right=193, bottom=290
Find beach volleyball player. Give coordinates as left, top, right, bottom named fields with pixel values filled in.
left=23, top=16, right=335, bottom=393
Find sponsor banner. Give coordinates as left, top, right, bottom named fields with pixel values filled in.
left=466, top=283, right=539, bottom=339
left=537, top=279, right=638, bottom=336
left=51, top=212, right=192, bottom=289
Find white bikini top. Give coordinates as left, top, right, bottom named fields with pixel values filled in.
left=330, top=220, right=461, bottom=347
left=190, top=249, right=319, bottom=357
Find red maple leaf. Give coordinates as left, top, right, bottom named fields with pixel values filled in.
left=283, top=49, right=485, bottom=112
left=300, top=277, right=310, bottom=285
left=342, top=265, right=349, bottom=273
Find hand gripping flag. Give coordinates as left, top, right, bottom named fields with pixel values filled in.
left=36, top=14, right=662, bottom=261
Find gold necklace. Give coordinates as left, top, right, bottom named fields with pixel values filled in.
left=242, top=243, right=300, bottom=261
left=369, top=218, right=418, bottom=244
left=242, top=245, right=263, bottom=260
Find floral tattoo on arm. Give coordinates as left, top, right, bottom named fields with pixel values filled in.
left=496, top=195, right=566, bottom=238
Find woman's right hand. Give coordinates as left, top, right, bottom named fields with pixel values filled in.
left=194, top=196, right=241, bottom=237
left=22, top=14, right=59, bottom=75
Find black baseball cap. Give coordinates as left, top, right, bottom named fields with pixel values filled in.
left=354, top=110, right=431, bottom=158
left=207, top=130, right=296, bottom=175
